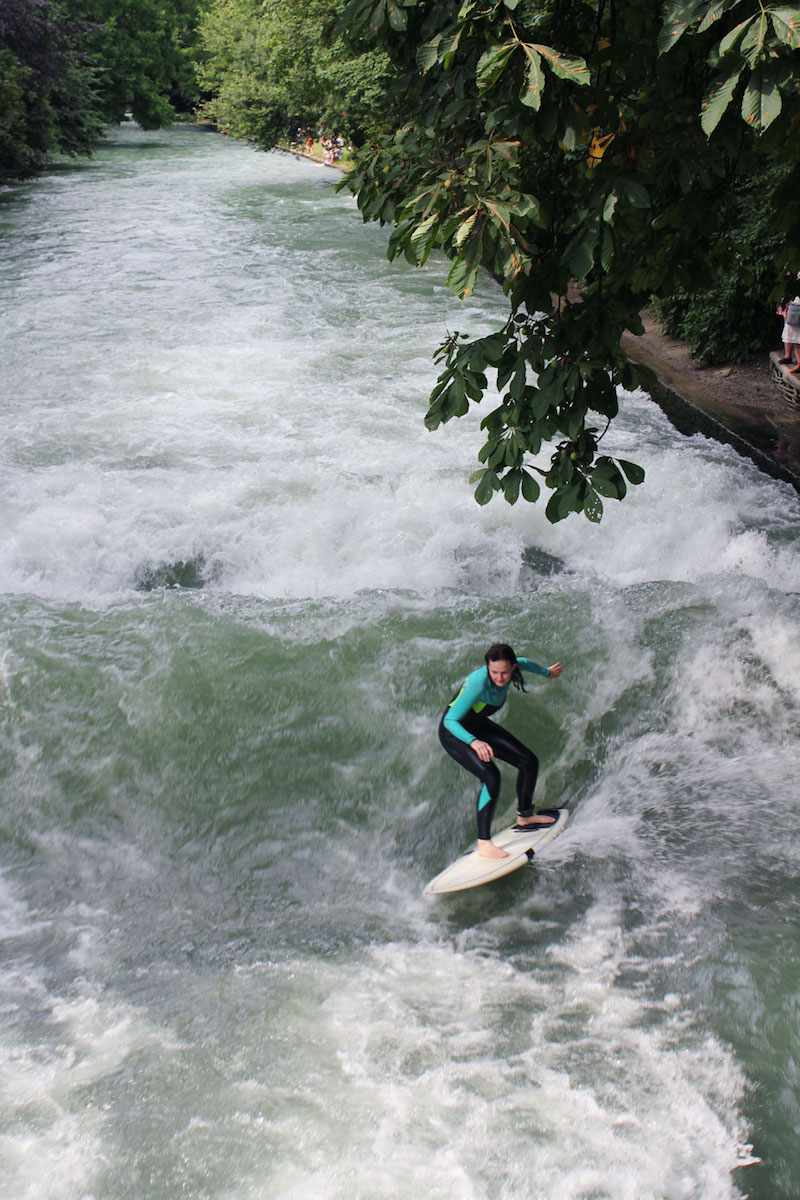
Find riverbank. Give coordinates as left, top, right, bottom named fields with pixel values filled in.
left=280, top=141, right=350, bottom=172
left=623, top=308, right=800, bottom=494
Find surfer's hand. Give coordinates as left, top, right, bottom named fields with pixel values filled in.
left=548, top=662, right=563, bottom=678
left=471, top=739, right=494, bottom=762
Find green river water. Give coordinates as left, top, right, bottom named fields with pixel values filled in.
left=1, top=123, right=800, bottom=1199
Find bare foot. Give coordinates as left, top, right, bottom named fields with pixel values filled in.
left=477, top=839, right=509, bottom=859
left=514, top=814, right=556, bottom=828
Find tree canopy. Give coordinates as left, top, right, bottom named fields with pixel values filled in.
left=0, top=0, right=103, bottom=182
left=64, top=0, right=203, bottom=128
left=196, top=0, right=395, bottom=147
left=1, top=0, right=202, bottom=183
left=335, top=0, right=800, bottom=522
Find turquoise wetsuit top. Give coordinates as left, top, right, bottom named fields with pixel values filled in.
left=443, top=657, right=550, bottom=745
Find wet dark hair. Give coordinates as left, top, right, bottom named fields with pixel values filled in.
left=484, top=643, right=526, bottom=691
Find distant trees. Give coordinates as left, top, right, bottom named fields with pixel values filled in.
left=68, top=0, right=203, bottom=128
left=0, top=0, right=203, bottom=184
left=196, top=0, right=395, bottom=147
left=0, top=0, right=395, bottom=183
left=0, top=0, right=103, bottom=182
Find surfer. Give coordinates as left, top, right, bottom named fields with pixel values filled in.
left=439, top=643, right=563, bottom=859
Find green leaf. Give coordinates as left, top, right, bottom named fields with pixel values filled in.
left=453, top=211, right=479, bottom=248
left=533, top=45, right=590, bottom=87
left=474, top=470, right=500, bottom=505
left=718, top=15, right=755, bottom=55
left=416, top=37, right=442, bottom=72
left=531, top=386, right=555, bottom=419
left=740, top=10, right=768, bottom=60
left=557, top=481, right=584, bottom=517
left=521, top=469, right=541, bottom=503
left=447, top=253, right=481, bottom=298
left=568, top=237, right=595, bottom=279
left=741, top=69, right=782, bottom=131
left=583, top=489, right=604, bottom=522
left=486, top=439, right=507, bottom=469
left=590, top=458, right=627, bottom=499
left=603, top=193, right=618, bottom=223
left=658, top=0, right=705, bottom=54
left=502, top=468, right=522, bottom=504
left=618, top=458, right=646, bottom=484
left=520, top=49, right=545, bottom=110
left=696, top=1, right=727, bottom=33
left=483, top=198, right=513, bottom=231
left=591, top=456, right=618, bottom=479
left=601, top=225, right=614, bottom=271
left=386, top=0, right=409, bottom=31
left=440, top=30, right=462, bottom=59
left=565, top=218, right=599, bottom=278
left=509, top=361, right=527, bottom=400
left=476, top=43, right=515, bottom=90
left=619, top=179, right=650, bottom=208
left=771, top=7, right=800, bottom=49
left=409, top=212, right=439, bottom=263
left=517, top=193, right=547, bottom=226
left=700, top=70, right=742, bottom=136
left=591, top=472, right=621, bottom=498
left=545, top=490, right=565, bottom=523
left=476, top=332, right=507, bottom=365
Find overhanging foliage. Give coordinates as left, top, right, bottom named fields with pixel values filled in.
left=336, top=0, right=800, bottom=522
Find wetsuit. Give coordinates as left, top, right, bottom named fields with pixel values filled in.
left=438, top=658, right=550, bottom=841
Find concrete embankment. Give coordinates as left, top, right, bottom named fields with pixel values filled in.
left=623, top=326, right=800, bottom=496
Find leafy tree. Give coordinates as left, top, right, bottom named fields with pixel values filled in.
left=0, top=0, right=103, bottom=182
left=65, top=0, right=203, bottom=128
left=197, top=0, right=394, bottom=147
left=1, top=0, right=204, bottom=183
left=336, top=0, right=800, bottom=522
left=654, top=163, right=789, bottom=363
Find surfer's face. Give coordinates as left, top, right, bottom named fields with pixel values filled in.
left=487, top=660, right=514, bottom=687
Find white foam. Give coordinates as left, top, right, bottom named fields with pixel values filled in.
left=518, top=389, right=800, bottom=591
left=0, top=888, right=160, bottom=1200
left=249, top=909, right=753, bottom=1199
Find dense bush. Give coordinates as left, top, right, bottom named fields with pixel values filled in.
left=653, top=167, right=789, bottom=364
left=0, top=0, right=103, bottom=183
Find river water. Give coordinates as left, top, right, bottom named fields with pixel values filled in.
left=1, top=124, right=799, bottom=1199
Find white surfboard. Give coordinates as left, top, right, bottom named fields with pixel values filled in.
left=424, top=808, right=569, bottom=896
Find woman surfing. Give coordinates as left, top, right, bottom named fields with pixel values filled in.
left=439, top=643, right=563, bottom=859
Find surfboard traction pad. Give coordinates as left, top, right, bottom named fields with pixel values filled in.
left=424, top=808, right=569, bottom=896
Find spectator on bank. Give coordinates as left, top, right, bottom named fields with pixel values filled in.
left=777, top=296, right=800, bottom=372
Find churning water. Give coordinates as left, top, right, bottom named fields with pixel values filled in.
left=1, top=124, right=799, bottom=1200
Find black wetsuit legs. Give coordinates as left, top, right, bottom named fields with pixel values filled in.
left=438, top=713, right=539, bottom=841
